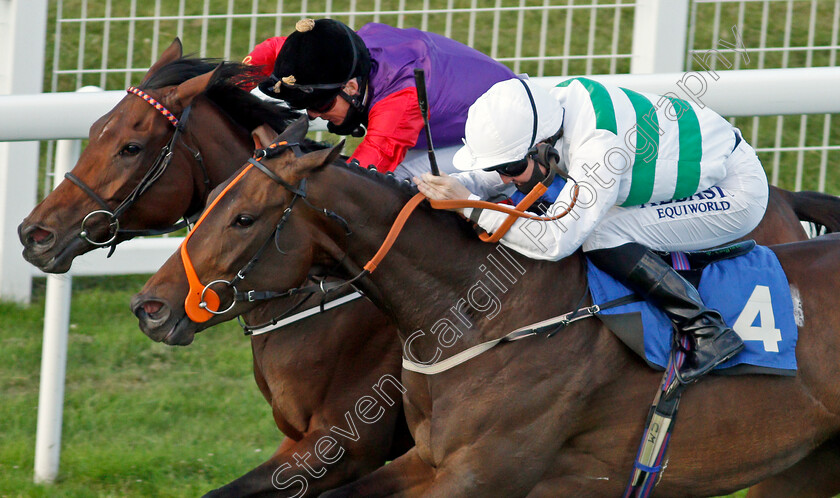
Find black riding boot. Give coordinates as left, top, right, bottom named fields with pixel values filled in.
left=587, top=242, right=744, bottom=384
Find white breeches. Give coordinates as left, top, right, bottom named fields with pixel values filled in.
left=582, top=139, right=769, bottom=253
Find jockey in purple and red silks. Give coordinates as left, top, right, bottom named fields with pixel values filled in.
left=242, top=18, right=515, bottom=183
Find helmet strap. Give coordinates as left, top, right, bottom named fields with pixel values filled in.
left=327, top=78, right=370, bottom=138
left=520, top=109, right=567, bottom=189
left=515, top=159, right=550, bottom=195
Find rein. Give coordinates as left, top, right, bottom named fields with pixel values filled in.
left=428, top=186, right=580, bottom=243
left=181, top=151, right=580, bottom=325
left=65, top=86, right=210, bottom=254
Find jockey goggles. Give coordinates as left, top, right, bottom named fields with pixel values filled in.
left=484, top=157, right=530, bottom=177
left=258, top=77, right=347, bottom=110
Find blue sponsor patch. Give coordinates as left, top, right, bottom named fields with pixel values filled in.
left=586, top=245, right=798, bottom=373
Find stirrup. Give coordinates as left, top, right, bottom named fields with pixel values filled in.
left=675, top=333, right=744, bottom=389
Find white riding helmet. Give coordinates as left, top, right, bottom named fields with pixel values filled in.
left=452, top=78, right=564, bottom=172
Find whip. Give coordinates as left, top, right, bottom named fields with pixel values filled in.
left=413, top=68, right=440, bottom=176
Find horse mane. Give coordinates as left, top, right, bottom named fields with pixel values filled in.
left=204, top=62, right=306, bottom=139
left=339, top=161, right=420, bottom=197
left=140, top=57, right=328, bottom=151
left=139, top=57, right=221, bottom=90
left=330, top=161, right=479, bottom=235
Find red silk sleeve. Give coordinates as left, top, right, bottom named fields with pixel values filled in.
left=241, top=37, right=287, bottom=89
left=350, top=87, right=425, bottom=173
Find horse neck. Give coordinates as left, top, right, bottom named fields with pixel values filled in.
left=184, top=97, right=253, bottom=194
left=311, top=166, right=590, bottom=351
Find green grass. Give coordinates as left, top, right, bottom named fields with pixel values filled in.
left=0, top=276, right=280, bottom=497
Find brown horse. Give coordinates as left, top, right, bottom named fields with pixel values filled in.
left=19, top=40, right=840, bottom=495
left=18, top=41, right=410, bottom=497
left=132, top=120, right=840, bottom=497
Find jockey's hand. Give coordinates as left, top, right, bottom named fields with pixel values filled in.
left=413, top=172, right=473, bottom=202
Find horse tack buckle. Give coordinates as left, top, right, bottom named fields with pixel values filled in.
left=546, top=304, right=601, bottom=338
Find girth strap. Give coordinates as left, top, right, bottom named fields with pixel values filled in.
left=402, top=293, right=640, bottom=375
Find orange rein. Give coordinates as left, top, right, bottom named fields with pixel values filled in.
left=429, top=182, right=580, bottom=243
left=362, top=182, right=579, bottom=273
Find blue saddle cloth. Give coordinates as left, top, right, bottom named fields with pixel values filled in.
left=586, top=245, right=798, bottom=375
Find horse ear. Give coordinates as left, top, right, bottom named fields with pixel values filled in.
left=275, top=115, right=310, bottom=144
left=174, top=65, right=218, bottom=108
left=297, top=140, right=345, bottom=173
left=252, top=124, right=280, bottom=150
left=142, top=38, right=183, bottom=83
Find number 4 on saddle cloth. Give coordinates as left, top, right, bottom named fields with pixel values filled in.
left=587, top=241, right=799, bottom=375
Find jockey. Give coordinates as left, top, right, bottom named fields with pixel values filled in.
left=243, top=18, right=516, bottom=181
left=415, top=78, right=770, bottom=385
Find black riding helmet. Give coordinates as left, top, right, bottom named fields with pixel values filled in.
left=259, top=18, right=372, bottom=111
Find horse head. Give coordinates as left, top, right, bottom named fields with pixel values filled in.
left=18, top=39, right=298, bottom=274
left=131, top=118, right=344, bottom=345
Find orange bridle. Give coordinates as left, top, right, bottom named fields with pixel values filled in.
left=180, top=141, right=289, bottom=322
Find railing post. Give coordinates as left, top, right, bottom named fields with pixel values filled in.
left=33, top=137, right=78, bottom=484
left=0, top=0, right=49, bottom=304
left=631, top=0, right=690, bottom=74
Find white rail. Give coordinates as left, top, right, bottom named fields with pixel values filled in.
left=5, top=68, right=840, bottom=143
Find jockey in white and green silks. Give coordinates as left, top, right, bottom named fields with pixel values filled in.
left=415, top=77, right=769, bottom=389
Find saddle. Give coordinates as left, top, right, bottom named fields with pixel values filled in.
left=590, top=239, right=798, bottom=377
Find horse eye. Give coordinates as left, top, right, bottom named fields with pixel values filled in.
left=234, top=214, right=255, bottom=227
left=119, top=143, right=142, bottom=156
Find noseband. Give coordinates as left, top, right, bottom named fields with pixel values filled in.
left=65, top=86, right=210, bottom=254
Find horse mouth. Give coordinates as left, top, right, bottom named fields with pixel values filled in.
left=22, top=234, right=90, bottom=274
left=162, top=315, right=199, bottom=346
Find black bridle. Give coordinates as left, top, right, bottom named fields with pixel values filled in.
left=192, top=142, right=361, bottom=324
left=65, top=87, right=210, bottom=256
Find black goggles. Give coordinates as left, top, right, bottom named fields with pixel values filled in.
left=484, top=157, right=529, bottom=177
left=258, top=77, right=345, bottom=110
left=308, top=93, right=341, bottom=113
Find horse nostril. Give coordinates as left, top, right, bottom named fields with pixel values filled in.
left=18, top=224, right=55, bottom=248
left=21, top=224, right=55, bottom=247
left=30, top=228, right=54, bottom=244
left=143, top=301, right=164, bottom=316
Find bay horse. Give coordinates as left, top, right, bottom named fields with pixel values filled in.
left=132, top=120, right=840, bottom=497
left=18, top=40, right=411, bottom=497
left=19, top=39, right=840, bottom=496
